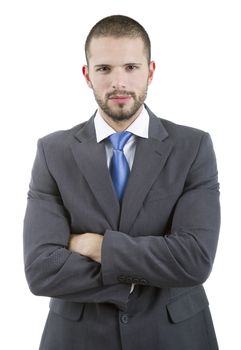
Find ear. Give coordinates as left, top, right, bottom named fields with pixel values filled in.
left=82, top=65, right=93, bottom=88
left=148, top=61, right=156, bottom=85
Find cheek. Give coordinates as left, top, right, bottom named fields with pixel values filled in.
left=133, top=80, right=149, bottom=93
left=91, top=77, right=110, bottom=92
left=132, top=72, right=150, bottom=88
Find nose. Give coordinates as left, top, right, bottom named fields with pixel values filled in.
left=111, top=68, right=126, bottom=90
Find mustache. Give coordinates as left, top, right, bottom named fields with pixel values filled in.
left=106, top=90, right=135, bottom=99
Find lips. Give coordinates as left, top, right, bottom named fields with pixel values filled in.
left=109, top=95, right=132, bottom=103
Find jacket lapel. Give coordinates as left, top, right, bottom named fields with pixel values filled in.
left=70, top=108, right=173, bottom=234
left=70, top=115, right=120, bottom=230
left=119, top=109, right=173, bottom=233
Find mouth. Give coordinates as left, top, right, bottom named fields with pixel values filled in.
left=109, top=95, right=132, bottom=103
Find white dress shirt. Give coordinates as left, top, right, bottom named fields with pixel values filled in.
left=94, top=106, right=149, bottom=169
left=94, top=106, right=150, bottom=293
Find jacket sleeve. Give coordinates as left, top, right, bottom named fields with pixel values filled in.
left=23, top=139, right=130, bottom=307
left=101, top=132, right=221, bottom=288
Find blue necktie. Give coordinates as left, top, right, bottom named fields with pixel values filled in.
left=109, top=131, right=132, bottom=202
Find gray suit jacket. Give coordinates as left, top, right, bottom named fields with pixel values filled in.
left=23, top=106, right=220, bottom=349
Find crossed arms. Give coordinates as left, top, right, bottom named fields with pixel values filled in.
left=23, top=132, right=220, bottom=308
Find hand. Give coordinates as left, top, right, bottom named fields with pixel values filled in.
left=68, top=233, right=103, bottom=263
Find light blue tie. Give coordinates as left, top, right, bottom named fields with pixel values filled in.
left=109, top=131, right=132, bottom=202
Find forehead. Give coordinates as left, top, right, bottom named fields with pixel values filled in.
left=88, top=36, right=146, bottom=64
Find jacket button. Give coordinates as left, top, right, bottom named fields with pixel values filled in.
left=126, top=277, right=133, bottom=283
left=120, top=314, right=129, bottom=324
left=140, top=279, right=148, bottom=285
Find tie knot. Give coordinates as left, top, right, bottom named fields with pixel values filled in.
left=109, top=131, right=132, bottom=151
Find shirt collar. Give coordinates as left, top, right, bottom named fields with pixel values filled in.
left=94, top=106, right=150, bottom=143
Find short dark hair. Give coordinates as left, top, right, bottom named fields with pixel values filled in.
left=85, top=15, right=151, bottom=64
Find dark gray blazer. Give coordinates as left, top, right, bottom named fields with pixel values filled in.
left=23, top=106, right=220, bottom=350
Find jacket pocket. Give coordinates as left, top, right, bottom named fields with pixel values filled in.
left=166, top=287, right=209, bottom=323
left=49, top=298, right=85, bottom=321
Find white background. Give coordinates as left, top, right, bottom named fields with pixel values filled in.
left=0, top=0, right=240, bottom=348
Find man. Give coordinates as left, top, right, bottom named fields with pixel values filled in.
left=23, top=15, right=220, bottom=350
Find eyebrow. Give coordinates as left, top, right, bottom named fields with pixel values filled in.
left=94, top=63, right=143, bottom=68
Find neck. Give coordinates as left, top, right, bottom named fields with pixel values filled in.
left=99, top=106, right=143, bottom=132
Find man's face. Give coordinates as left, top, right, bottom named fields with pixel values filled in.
left=83, top=36, right=155, bottom=122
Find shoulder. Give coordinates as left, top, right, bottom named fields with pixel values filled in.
left=146, top=105, right=215, bottom=160
left=37, top=121, right=87, bottom=151
left=159, top=117, right=214, bottom=159
left=146, top=106, right=209, bottom=144
left=160, top=117, right=208, bottom=141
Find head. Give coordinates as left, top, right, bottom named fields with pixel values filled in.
left=82, top=15, right=155, bottom=124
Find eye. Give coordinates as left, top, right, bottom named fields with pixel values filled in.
left=96, top=66, right=111, bottom=73
left=126, top=65, right=138, bottom=71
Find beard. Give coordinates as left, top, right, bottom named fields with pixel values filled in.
left=93, top=87, right=148, bottom=122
